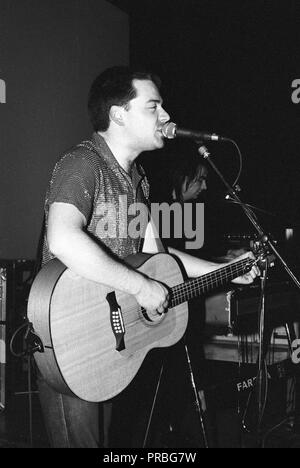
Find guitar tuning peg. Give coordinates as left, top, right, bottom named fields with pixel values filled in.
left=250, top=239, right=261, bottom=253
left=261, top=234, right=269, bottom=244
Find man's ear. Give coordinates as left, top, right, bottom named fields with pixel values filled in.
left=109, top=105, right=125, bottom=126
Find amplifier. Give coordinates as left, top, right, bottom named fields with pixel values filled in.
left=201, top=358, right=294, bottom=406
left=205, top=280, right=300, bottom=335
left=0, top=259, right=35, bottom=403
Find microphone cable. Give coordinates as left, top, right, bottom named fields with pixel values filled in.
left=227, top=138, right=243, bottom=190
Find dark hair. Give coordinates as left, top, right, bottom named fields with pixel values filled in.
left=171, top=157, right=207, bottom=202
left=88, top=66, right=161, bottom=132
left=165, top=141, right=208, bottom=202
left=150, top=141, right=208, bottom=204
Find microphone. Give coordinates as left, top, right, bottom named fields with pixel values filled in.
left=161, top=121, right=229, bottom=142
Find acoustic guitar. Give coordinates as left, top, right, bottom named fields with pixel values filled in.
left=27, top=250, right=265, bottom=402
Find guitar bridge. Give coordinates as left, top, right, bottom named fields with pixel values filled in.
left=106, top=292, right=125, bottom=351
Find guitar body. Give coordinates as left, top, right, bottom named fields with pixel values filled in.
left=27, top=253, right=188, bottom=402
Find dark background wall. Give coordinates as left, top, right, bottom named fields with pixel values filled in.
left=126, top=0, right=300, bottom=257
left=0, top=0, right=129, bottom=259
left=1, top=0, right=300, bottom=263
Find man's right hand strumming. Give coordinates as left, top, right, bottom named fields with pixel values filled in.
left=134, top=277, right=169, bottom=314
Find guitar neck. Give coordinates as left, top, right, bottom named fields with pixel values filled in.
left=170, top=257, right=253, bottom=307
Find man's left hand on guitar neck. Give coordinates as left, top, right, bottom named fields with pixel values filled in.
left=229, top=251, right=260, bottom=284
left=167, top=247, right=260, bottom=284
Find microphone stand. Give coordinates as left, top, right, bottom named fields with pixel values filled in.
left=197, top=142, right=300, bottom=444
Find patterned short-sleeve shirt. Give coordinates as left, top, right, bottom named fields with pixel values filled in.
left=42, top=132, right=150, bottom=265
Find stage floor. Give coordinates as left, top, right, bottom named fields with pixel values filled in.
left=0, top=357, right=300, bottom=448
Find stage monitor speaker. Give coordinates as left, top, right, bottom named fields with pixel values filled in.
left=0, top=259, right=35, bottom=398
left=0, top=267, right=7, bottom=411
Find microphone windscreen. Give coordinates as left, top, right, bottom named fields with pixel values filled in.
left=161, top=122, right=177, bottom=139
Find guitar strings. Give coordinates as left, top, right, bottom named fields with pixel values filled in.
left=170, top=258, right=251, bottom=306
left=123, top=258, right=252, bottom=328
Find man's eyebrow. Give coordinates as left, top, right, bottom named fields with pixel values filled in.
left=146, top=98, right=163, bottom=104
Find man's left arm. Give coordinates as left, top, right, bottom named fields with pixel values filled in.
left=168, top=246, right=259, bottom=284
left=142, top=221, right=259, bottom=284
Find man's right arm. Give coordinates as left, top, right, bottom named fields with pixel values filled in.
left=47, top=202, right=168, bottom=312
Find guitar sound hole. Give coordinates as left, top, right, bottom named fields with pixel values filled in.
left=141, top=307, right=166, bottom=323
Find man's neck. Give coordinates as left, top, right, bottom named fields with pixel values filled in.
left=98, top=131, right=138, bottom=174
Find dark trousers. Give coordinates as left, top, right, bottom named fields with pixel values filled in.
left=37, top=376, right=103, bottom=448
left=37, top=351, right=164, bottom=448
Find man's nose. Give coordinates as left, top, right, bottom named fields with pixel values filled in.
left=159, top=107, right=170, bottom=122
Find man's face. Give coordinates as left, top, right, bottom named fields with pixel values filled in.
left=123, top=79, right=170, bottom=152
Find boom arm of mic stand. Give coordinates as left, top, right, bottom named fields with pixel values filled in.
left=197, top=143, right=300, bottom=290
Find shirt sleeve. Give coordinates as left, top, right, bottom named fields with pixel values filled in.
left=47, top=153, right=98, bottom=223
